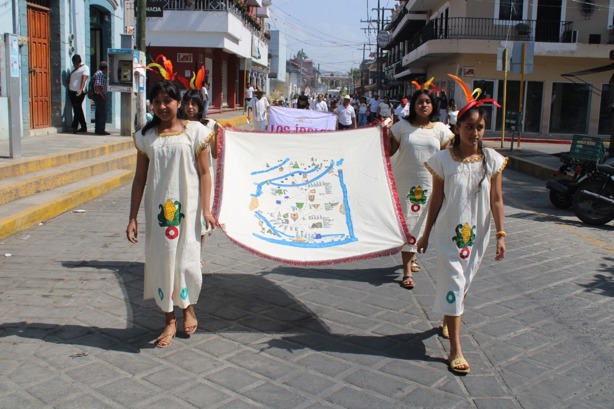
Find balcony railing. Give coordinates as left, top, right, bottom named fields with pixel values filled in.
left=162, top=0, right=266, bottom=39
left=405, top=18, right=574, bottom=55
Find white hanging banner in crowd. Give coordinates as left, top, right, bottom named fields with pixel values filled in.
left=214, top=126, right=412, bottom=266
left=268, top=106, right=337, bottom=132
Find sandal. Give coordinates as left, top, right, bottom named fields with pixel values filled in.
left=439, top=322, right=449, bottom=339
left=183, top=305, right=198, bottom=336
left=400, top=275, right=415, bottom=289
left=155, top=318, right=177, bottom=348
left=410, top=259, right=420, bottom=273
left=448, top=355, right=470, bottom=374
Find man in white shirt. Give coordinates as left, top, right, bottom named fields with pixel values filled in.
left=68, top=54, right=90, bottom=133
left=368, top=94, right=380, bottom=122
left=394, top=98, right=410, bottom=122
left=200, top=82, right=210, bottom=117
left=244, top=83, right=254, bottom=113
left=247, top=89, right=270, bottom=131
left=335, top=95, right=356, bottom=130
left=312, top=94, right=328, bottom=112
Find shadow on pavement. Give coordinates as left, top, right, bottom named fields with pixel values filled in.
left=262, top=329, right=445, bottom=364
left=579, top=256, right=614, bottom=298
left=0, top=261, right=438, bottom=364
left=262, top=266, right=400, bottom=287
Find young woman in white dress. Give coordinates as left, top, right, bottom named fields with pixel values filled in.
left=417, top=76, right=506, bottom=374
left=127, top=80, right=216, bottom=348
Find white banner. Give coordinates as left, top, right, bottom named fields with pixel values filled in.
left=268, top=106, right=337, bottom=132
left=214, top=126, right=412, bottom=266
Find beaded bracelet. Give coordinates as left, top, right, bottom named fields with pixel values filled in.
left=496, top=231, right=506, bottom=239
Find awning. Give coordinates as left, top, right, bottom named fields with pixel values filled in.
left=562, top=63, right=614, bottom=78
left=394, top=68, right=425, bottom=80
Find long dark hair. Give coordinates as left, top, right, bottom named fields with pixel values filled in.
left=405, top=89, right=437, bottom=124
left=141, top=80, right=182, bottom=135
left=453, top=106, right=489, bottom=190
left=180, top=89, right=204, bottom=121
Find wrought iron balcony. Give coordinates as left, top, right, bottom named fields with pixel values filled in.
left=405, top=18, right=574, bottom=54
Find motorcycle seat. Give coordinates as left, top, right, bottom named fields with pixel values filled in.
left=596, top=164, right=614, bottom=175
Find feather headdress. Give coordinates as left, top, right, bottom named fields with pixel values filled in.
left=411, top=76, right=444, bottom=94
left=188, top=65, right=206, bottom=90
left=147, top=54, right=190, bottom=89
left=447, top=73, right=501, bottom=119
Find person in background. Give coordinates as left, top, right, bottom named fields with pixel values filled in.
left=447, top=99, right=459, bottom=127
left=438, top=90, right=449, bottom=124
left=247, top=88, right=270, bottom=131
left=200, top=82, right=210, bottom=117
left=244, top=82, right=254, bottom=113
left=127, top=80, right=216, bottom=348
left=297, top=91, right=310, bottom=109
left=92, top=61, right=109, bottom=135
left=313, top=94, right=328, bottom=112
left=145, top=100, right=154, bottom=123
left=68, top=54, right=90, bottom=133
left=357, top=97, right=369, bottom=127
left=335, top=95, right=356, bottom=130
left=377, top=96, right=394, bottom=123
left=368, top=94, right=380, bottom=122
left=417, top=92, right=506, bottom=374
left=394, top=98, right=410, bottom=122
left=388, top=84, right=454, bottom=290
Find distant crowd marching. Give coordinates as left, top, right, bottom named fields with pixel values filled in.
left=240, top=82, right=461, bottom=131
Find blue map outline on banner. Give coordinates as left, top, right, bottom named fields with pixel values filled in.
left=249, top=158, right=356, bottom=248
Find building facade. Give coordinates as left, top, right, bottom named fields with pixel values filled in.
left=145, top=0, right=270, bottom=110
left=0, top=0, right=127, bottom=140
left=383, top=0, right=614, bottom=138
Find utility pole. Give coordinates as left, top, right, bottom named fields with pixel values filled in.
left=134, top=0, right=147, bottom=132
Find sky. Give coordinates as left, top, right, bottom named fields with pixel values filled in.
left=268, top=0, right=398, bottom=74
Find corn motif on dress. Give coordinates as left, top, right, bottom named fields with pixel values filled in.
left=134, top=121, right=212, bottom=312
left=425, top=147, right=507, bottom=316
left=389, top=120, right=453, bottom=251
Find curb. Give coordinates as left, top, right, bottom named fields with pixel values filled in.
left=506, top=155, right=557, bottom=181
left=0, top=170, right=133, bottom=240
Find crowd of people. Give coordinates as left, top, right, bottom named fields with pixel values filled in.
left=127, top=77, right=507, bottom=376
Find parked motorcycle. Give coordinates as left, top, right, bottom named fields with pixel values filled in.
left=572, top=163, right=614, bottom=226
left=545, top=152, right=596, bottom=209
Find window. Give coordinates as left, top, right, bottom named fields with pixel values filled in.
left=598, top=84, right=612, bottom=135
left=495, top=81, right=543, bottom=133
left=498, top=0, right=524, bottom=20
left=550, top=83, right=591, bottom=134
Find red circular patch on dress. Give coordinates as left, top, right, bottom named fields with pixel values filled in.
left=411, top=204, right=421, bottom=212
left=166, top=226, right=179, bottom=240
left=408, top=236, right=416, bottom=245
left=460, top=247, right=470, bottom=259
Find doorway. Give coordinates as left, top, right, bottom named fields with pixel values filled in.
left=27, top=3, right=51, bottom=129
left=536, top=0, right=562, bottom=42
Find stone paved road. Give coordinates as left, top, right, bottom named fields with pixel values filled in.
left=0, top=168, right=612, bottom=409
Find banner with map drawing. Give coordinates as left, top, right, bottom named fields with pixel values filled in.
left=214, top=126, right=412, bottom=265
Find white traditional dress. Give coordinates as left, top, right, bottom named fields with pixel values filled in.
left=134, top=121, right=212, bottom=312
left=390, top=120, right=453, bottom=251
left=425, top=147, right=507, bottom=316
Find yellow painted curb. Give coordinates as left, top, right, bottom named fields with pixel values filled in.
left=0, top=170, right=134, bottom=240
left=0, top=140, right=134, bottom=179
left=0, top=152, right=136, bottom=206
